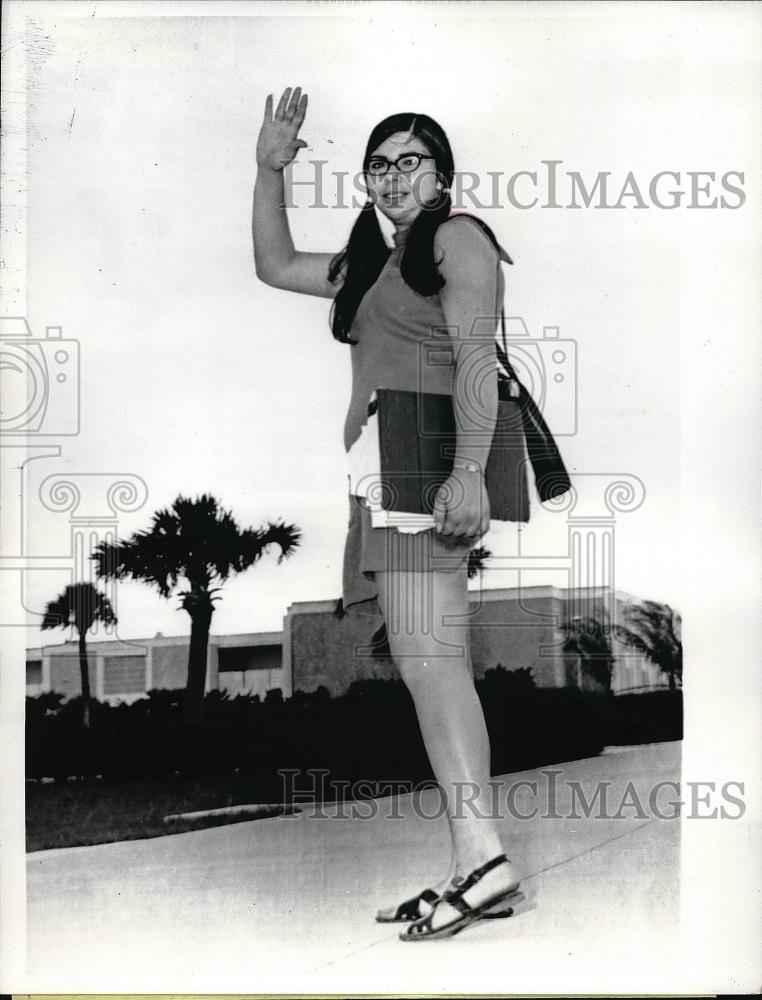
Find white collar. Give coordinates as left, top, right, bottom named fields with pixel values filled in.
left=373, top=204, right=398, bottom=249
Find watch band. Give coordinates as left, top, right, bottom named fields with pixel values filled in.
left=452, top=460, right=482, bottom=474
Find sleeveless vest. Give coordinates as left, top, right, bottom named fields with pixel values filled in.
left=343, top=222, right=507, bottom=452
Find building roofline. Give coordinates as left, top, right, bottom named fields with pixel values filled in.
left=27, top=630, right=284, bottom=656
left=27, top=586, right=647, bottom=655
left=285, top=584, right=638, bottom=616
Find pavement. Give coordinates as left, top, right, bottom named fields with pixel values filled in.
left=25, top=741, right=682, bottom=994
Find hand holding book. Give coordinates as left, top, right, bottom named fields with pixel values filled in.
left=432, top=463, right=491, bottom=542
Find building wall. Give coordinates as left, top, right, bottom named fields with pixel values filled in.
left=48, top=652, right=97, bottom=701
left=27, top=632, right=289, bottom=704
left=102, top=654, right=147, bottom=696
left=287, top=607, right=396, bottom=696
left=26, top=589, right=672, bottom=702
left=217, top=668, right=284, bottom=699
left=217, top=643, right=284, bottom=699
left=610, top=646, right=667, bottom=694
left=26, top=659, right=43, bottom=696
left=284, top=589, right=569, bottom=696
left=467, top=591, right=566, bottom=687
left=151, top=643, right=189, bottom=691
left=218, top=644, right=281, bottom=673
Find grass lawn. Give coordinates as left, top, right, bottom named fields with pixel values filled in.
left=26, top=772, right=296, bottom=853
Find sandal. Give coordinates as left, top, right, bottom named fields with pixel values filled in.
left=375, top=887, right=440, bottom=923
left=400, top=854, right=525, bottom=942
left=448, top=874, right=523, bottom=920
left=376, top=878, right=516, bottom=924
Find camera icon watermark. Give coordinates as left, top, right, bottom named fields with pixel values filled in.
left=499, top=318, right=577, bottom=435
left=420, top=316, right=578, bottom=437
left=0, top=316, right=80, bottom=436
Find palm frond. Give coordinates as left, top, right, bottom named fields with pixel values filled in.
left=93, top=493, right=301, bottom=586
left=40, top=595, right=70, bottom=631
left=467, top=546, right=492, bottom=579
left=615, top=598, right=683, bottom=683
left=40, top=582, right=116, bottom=634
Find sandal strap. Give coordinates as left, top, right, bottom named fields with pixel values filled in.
left=404, top=909, right=437, bottom=936
left=441, top=887, right=475, bottom=916
left=404, top=900, right=465, bottom=937
left=395, top=887, right=439, bottom=920
left=455, top=853, right=510, bottom=894
left=401, top=860, right=520, bottom=940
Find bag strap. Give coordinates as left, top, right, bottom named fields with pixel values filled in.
left=493, top=311, right=572, bottom=503
left=439, top=219, right=571, bottom=503
left=496, top=310, right=521, bottom=382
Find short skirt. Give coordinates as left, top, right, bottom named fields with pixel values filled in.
left=341, top=492, right=475, bottom=617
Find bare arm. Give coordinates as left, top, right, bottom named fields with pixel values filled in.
left=253, top=87, right=341, bottom=299
left=432, top=217, right=501, bottom=539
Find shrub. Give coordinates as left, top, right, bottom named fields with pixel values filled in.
left=25, top=673, right=681, bottom=785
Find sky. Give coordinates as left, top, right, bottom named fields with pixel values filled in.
left=5, top=2, right=758, bottom=644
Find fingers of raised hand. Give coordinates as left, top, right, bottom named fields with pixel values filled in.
left=293, top=91, right=308, bottom=128
left=275, top=86, right=302, bottom=120
left=264, top=93, right=274, bottom=123
left=284, top=86, right=301, bottom=122
left=275, top=87, right=292, bottom=119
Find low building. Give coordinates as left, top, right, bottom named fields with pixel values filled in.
left=25, top=629, right=287, bottom=705
left=26, top=585, right=670, bottom=703
left=283, top=585, right=667, bottom=695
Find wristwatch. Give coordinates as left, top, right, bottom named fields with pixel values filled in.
left=452, top=460, right=482, bottom=474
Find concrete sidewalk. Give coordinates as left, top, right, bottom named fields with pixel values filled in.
left=25, top=741, right=682, bottom=994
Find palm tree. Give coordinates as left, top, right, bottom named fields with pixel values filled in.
left=562, top=605, right=615, bottom=694
left=467, top=546, right=492, bottom=580
left=40, top=582, right=117, bottom=727
left=614, top=599, right=682, bottom=690
left=91, top=493, right=300, bottom=722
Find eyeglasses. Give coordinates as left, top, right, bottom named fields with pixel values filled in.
left=366, top=153, right=436, bottom=177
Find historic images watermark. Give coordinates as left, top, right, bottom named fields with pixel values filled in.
left=0, top=317, right=81, bottom=437
left=278, top=768, right=746, bottom=822
left=0, top=315, right=149, bottom=637
left=282, top=159, right=747, bottom=211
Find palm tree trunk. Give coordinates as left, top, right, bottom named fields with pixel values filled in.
left=78, top=632, right=92, bottom=728
left=184, top=606, right=213, bottom=723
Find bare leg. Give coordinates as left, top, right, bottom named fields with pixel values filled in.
left=375, top=564, right=520, bottom=929
left=374, top=614, right=464, bottom=921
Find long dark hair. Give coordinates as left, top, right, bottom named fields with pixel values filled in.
left=328, top=112, right=457, bottom=345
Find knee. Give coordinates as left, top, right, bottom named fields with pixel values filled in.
left=394, top=653, right=470, bottom=696
left=395, top=655, right=433, bottom=691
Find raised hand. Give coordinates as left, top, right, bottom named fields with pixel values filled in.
left=256, top=86, right=309, bottom=172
